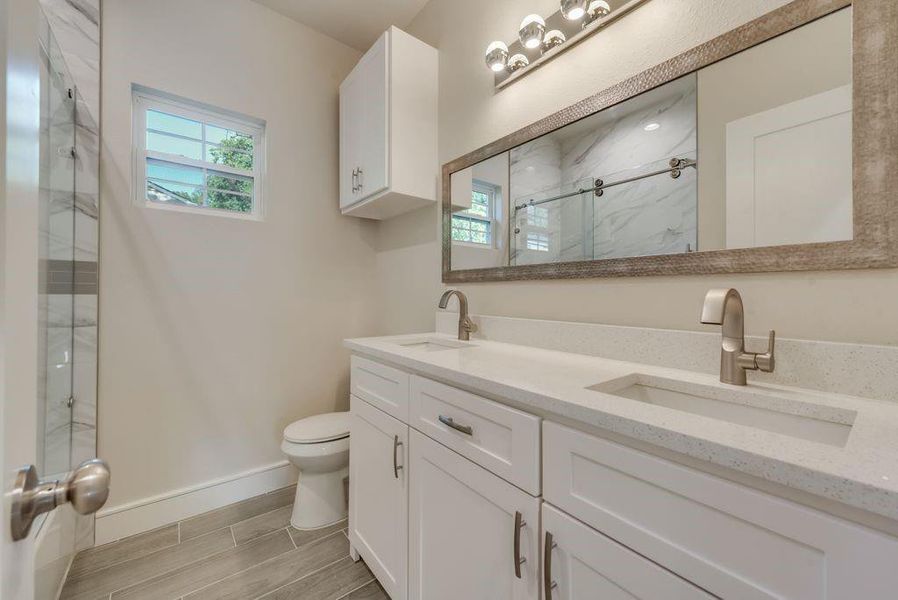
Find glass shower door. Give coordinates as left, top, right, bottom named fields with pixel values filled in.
left=38, top=13, right=76, bottom=480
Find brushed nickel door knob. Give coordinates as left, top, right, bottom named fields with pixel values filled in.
left=66, top=458, right=111, bottom=515
left=10, top=458, right=111, bottom=541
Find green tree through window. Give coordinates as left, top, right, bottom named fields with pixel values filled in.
left=207, top=135, right=254, bottom=213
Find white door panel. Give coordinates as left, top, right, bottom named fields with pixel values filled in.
left=726, top=85, right=852, bottom=249
left=348, top=396, right=408, bottom=600
left=408, top=430, right=540, bottom=600
left=2, top=0, right=42, bottom=596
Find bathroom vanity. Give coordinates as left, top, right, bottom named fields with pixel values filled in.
left=345, top=327, right=898, bottom=600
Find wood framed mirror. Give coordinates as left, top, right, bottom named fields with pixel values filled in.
left=442, top=0, right=897, bottom=283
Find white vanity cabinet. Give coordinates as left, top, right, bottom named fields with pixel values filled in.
left=349, top=353, right=898, bottom=600
left=348, top=395, right=409, bottom=600
left=339, top=26, right=438, bottom=220
left=408, top=430, right=540, bottom=600
left=541, top=503, right=713, bottom=599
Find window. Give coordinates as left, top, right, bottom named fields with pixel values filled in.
left=525, top=205, right=548, bottom=229
left=452, top=181, right=497, bottom=245
left=132, top=86, right=265, bottom=219
left=526, top=232, right=549, bottom=252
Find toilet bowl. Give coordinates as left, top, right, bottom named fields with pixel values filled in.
left=281, top=412, right=350, bottom=530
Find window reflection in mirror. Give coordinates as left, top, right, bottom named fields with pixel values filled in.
left=449, top=7, right=852, bottom=271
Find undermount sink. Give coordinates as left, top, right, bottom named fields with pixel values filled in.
left=589, top=374, right=856, bottom=447
left=395, top=336, right=475, bottom=352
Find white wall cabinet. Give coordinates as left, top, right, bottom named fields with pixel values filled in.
left=339, top=27, right=438, bottom=220
left=348, top=395, right=408, bottom=600
left=408, top=430, right=540, bottom=600
left=542, top=503, right=713, bottom=599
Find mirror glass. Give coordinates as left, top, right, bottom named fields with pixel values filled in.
left=450, top=7, right=852, bottom=271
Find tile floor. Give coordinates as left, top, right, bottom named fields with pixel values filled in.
left=60, top=485, right=386, bottom=600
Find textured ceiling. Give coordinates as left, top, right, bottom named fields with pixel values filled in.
left=252, top=0, right=432, bottom=51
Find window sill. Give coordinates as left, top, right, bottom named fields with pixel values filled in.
left=141, top=200, right=263, bottom=222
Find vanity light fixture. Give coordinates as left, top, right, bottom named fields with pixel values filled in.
left=519, top=14, right=546, bottom=49
left=543, top=30, right=567, bottom=50
left=507, top=53, right=530, bottom=72
left=586, top=0, right=612, bottom=20
left=485, top=41, right=509, bottom=72
left=560, top=0, right=590, bottom=20
left=488, top=0, right=648, bottom=88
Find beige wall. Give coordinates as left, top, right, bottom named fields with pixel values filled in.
left=375, top=0, right=898, bottom=347
left=100, top=0, right=380, bottom=506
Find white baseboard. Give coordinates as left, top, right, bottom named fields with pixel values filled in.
left=94, top=461, right=297, bottom=546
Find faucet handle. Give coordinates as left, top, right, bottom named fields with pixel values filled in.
left=755, top=330, right=776, bottom=373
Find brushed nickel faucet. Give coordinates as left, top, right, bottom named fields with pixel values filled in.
left=439, top=289, right=477, bottom=341
left=700, top=288, right=776, bottom=385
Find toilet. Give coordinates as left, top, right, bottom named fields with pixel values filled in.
left=281, top=412, right=351, bottom=530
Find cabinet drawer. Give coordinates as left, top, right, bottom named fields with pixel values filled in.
left=351, top=355, right=409, bottom=422
left=542, top=503, right=713, bottom=599
left=409, top=376, right=540, bottom=495
left=544, top=421, right=898, bottom=600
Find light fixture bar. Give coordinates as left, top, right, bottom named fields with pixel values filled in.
left=492, top=0, right=651, bottom=89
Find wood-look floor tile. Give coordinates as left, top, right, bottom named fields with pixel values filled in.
left=232, top=506, right=292, bottom=545
left=287, top=519, right=346, bottom=548
left=111, top=529, right=294, bottom=600
left=68, top=525, right=180, bottom=580
left=256, top=556, right=373, bottom=600
left=183, top=531, right=349, bottom=600
left=342, top=579, right=388, bottom=599
left=179, top=486, right=295, bottom=542
left=60, top=528, right=234, bottom=600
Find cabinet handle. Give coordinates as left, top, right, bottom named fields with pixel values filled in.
left=351, top=168, right=358, bottom=193
left=514, top=511, right=526, bottom=579
left=392, top=434, right=403, bottom=479
left=544, top=531, right=558, bottom=599
left=438, top=415, right=473, bottom=436
left=357, top=167, right=363, bottom=191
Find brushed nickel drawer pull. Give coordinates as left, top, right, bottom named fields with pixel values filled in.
left=393, top=434, right=403, bottom=479
left=514, top=511, right=527, bottom=579
left=438, top=414, right=473, bottom=436
left=544, top=531, right=558, bottom=598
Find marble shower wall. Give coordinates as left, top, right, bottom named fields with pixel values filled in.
left=38, top=0, right=99, bottom=552
left=508, top=74, right=698, bottom=263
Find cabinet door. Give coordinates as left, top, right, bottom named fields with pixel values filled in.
left=409, top=430, right=540, bottom=600
left=542, top=504, right=713, bottom=600
left=339, top=66, right=362, bottom=208
left=349, top=396, right=408, bottom=600
left=356, top=30, right=389, bottom=201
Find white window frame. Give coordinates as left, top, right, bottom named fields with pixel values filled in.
left=131, top=85, right=266, bottom=220
left=452, top=180, right=498, bottom=248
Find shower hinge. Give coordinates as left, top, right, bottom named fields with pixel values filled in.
left=66, top=395, right=75, bottom=408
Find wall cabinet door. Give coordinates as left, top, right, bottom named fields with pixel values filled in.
left=339, top=32, right=388, bottom=208
left=408, top=430, right=540, bottom=600
left=349, top=395, right=408, bottom=600
left=542, top=504, right=713, bottom=600
left=338, top=67, right=362, bottom=208
left=356, top=31, right=388, bottom=201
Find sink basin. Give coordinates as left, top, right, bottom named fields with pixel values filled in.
left=589, top=374, right=855, bottom=447
left=395, top=337, right=475, bottom=352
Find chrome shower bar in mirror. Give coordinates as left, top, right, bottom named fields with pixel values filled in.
left=443, top=0, right=898, bottom=282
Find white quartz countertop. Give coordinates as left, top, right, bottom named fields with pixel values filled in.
left=345, top=332, right=898, bottom=522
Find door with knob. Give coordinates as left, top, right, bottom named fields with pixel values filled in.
left=2, top=4, right=110, bottom=597
left=408, top=429, right=539, bottom=600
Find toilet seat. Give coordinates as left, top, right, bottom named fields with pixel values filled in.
left=283, top=412, right=350, bottom=444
